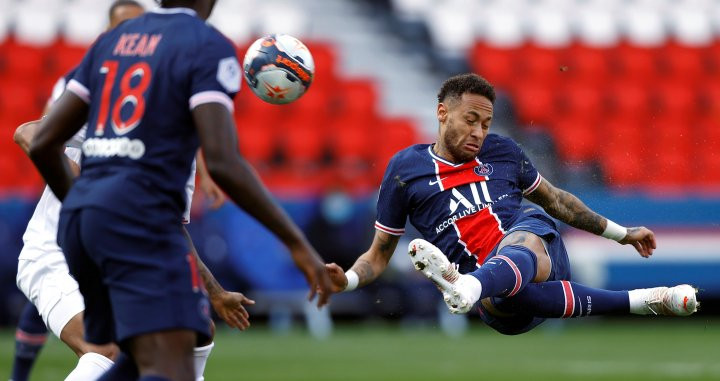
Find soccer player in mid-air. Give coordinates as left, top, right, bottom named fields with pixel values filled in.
left=29, top=0, right=332, bottom=380
left=326, top=73, right=698, bottom=335
left=11, top=2, right=250, bottom=380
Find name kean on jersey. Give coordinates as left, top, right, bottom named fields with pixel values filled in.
left=113, top=33, right=163, bottom=57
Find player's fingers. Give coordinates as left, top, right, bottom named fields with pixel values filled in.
left=234, top=311, right=250, bottom=330
left=307, top=282, right=318, bottom=302
left=633, top=241, right=647, bottom=257
left=241, top=296, right=256, bottom=305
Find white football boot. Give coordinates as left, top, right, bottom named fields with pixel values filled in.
left=631, top=285, right=699, bottom=316
left=408, top=239, right=482, bottom=314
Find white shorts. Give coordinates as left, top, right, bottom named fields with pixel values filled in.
left=16, top=248, right=85, bottom=338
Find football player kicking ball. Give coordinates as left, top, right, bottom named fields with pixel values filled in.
left=29, top=0, right=334, bottom=380
left=12, top=2, right=250, bottom=380
left=326, top=73, right=697, bottom=335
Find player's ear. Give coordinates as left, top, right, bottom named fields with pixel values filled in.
left=437, top=102, right=447, bottom=123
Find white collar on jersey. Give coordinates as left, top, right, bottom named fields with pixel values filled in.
left=428, top=145, right=463, bottom=167
left=151, top=7, right=197, bottom=17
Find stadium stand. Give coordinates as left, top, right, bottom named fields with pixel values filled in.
left=386, top=0, right=720, bottom=190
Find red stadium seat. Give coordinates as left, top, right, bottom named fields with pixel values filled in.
left=511, top=81, right=555, bottom=127
left=612, top=44, right=661, bottom=86
left=549, top=116, right=598, bottom=162
left=0, top=78, right=43, bottom=122
left=373, top=117, right=419, bottom=180
left=659, top=42, right=707, bottom=84
left=47, top=39, right=87, bottom=78
left=329, top=118, right=374, bottom=166
left=235, top=118, right=279, bottom=167
left=517, top=44, right=566, bottom=84
left=470, top=42, right=519, bottom=90
left=564, top=44, right=612, bottom=86
left=605, top=81, right=651, bottom=120
left=282, top=119, right=327, bottom=167
left=554, top=84, right=603, bottom=121
left=652, top=81, right=699, bottom=121
left=337, top=79, right=378, bottom=122
left=0, top=39, right=48, bottom=82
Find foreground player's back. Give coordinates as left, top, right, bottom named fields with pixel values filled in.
left=65, top=7, right=240, bottom=222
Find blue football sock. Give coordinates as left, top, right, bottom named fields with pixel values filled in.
left=97, top=352, right=138, bottom=381
left=502, top=281, right=630, bottom=317
left=468, top=245, right=537, bottom=299
left=11, top=303, right=48, bottom=381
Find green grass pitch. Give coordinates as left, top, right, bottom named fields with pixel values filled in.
left=1, top=318, right=718, bottom=381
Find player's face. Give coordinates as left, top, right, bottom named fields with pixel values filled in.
left=437, top=93, right=493, bottom=163
left=109, top=5, right=145, bottom=29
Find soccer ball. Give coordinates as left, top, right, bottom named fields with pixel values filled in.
left=242, top=34, right=315, bottom=105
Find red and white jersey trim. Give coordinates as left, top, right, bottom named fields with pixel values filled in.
left=189, top=90, right=234, bottom=113
left=522, top=173, right=542, bottom=195
left=66, top=79, right=90, bottom=103
left=375, top=221, right=404, bottom=236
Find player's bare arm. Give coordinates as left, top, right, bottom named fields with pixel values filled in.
left=192, top=102, right=332, bottom=307
left=525, top=178, right=656, bottom=257
left=181, top=226, right=254, bottom=330
left=15, top=120, right=80, bottom=176
left=196, top=150, right=226, bottom=209
left=29, top=92, right=89, bottom=200
left=326, top=230, right=400, bottom=292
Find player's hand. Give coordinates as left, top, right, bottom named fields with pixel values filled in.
left=199, top=174, right=226, bottom=210
left=290, top=245, right=333, bottom=308
left=325, top=263, right=349, bottom=293
left=209, top=291, right=255, bottom=330
left=618, top=226, right=656, bottom=258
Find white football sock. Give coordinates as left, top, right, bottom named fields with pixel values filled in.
left=193, top=342, right=214, bottom=381
left=628, top=288, right=653, bottom=314
left=458, top=274, right=483, bottom=304
left=64, top=352, right=114, bottom=381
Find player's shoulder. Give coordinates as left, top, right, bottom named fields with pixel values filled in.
left=384, top=144, right=432, bottom=174
left=390, top=144, right=431, bottom=164
left=480, top=133, right=522, bottom=157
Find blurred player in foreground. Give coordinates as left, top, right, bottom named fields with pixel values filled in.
left=30, top=0, right=332, bottom=380
left=12, top=2, right=247, bottom=381
left=327, top=73, right=697, bottom=335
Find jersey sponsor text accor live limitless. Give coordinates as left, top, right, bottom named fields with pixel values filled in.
left=375, top=134, right=545, bottom=273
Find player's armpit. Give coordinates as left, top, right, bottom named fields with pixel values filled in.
left=524, top=178, right=605, bottom=236
left=349, top=230, right=400, bottom=287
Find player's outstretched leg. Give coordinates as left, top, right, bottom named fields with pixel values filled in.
left=498, top=281, right=699, bottom=317
left=408, top=239, right=538, bottom=313
left=10, top=302, right=47, bottom=381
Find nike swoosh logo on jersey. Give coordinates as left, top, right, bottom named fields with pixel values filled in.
left=428, top=177, right=447, bottom=186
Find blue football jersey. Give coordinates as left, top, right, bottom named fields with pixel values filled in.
left=63, top=8, right=240, bottom=223
left=376, top=134, right=544, bottom=273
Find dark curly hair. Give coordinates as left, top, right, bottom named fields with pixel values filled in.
left=437, top=73, right=495, bottom=105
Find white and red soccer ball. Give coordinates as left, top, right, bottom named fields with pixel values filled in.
left=242, top=34, right=314, bottom=105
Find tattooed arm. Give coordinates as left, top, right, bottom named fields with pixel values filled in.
left=525, top=178, right=605, bottom=235
left=181, top=226, right=255, bottom=329
left=525, top=178, right=656, bottom=257
left=325, top=230, right=401, bottom=292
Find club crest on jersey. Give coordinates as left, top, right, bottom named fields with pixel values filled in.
left=474, top=163, right=493, bottom=177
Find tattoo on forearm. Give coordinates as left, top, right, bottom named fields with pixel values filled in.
left=352, top=259, right=375, bottom=286
left=196, top=254, right=224, bottom=298
left=546, top=188, right=605, bottom=235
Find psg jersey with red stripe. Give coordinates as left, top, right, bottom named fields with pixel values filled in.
left=375, top=134, right=543, bottom=273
